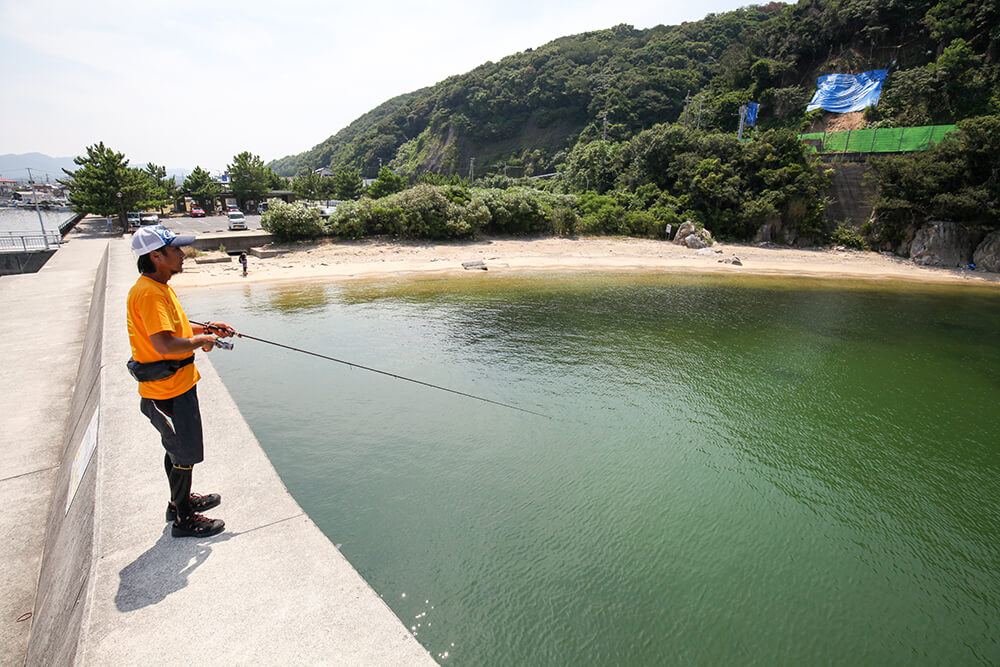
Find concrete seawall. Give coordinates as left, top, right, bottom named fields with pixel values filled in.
left=3, top=218, right=434, bottom=665
left=26, top=246, right=108, bottom=664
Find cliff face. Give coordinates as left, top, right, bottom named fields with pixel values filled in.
left=910, top=221, right=986, bottom=267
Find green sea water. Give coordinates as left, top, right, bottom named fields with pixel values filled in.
left=183, top=272, right=1000, bottom=665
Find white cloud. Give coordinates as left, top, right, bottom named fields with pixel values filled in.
left=0, top=0, right=752, bottom=172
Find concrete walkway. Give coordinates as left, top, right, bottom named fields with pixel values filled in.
left=1, top=218, right=434, bottom=665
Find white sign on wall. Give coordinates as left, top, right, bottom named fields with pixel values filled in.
left=66, top=408, right=99, bottom=515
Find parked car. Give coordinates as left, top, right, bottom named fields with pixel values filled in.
left=190, top=206, right=205, bottom=217
left=228, top=211, right=247, bottom=231
left=140, top=212, right=159, bottom=225
left=126, top=212, right=141, bottom=228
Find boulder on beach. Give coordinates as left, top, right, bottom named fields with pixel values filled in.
left=910, top=221, right=984, bottom=268
left=674, top=220, right=714, bottom=248
left=973, top=230, right=1000, bottom=272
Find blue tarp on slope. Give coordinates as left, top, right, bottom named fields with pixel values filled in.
left=806, top=69, right=888, bottom=113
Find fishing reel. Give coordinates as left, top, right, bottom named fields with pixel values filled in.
left=214, top=338, right=234, bottom=350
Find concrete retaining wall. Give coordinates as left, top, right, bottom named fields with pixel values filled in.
left=823, top=162, right=875, bottom=228
left=0, top=213, right=83, bottom=275
left=0, top=250, right=57, bottom=275
left=25, top=247, right=108, bottom=665
left=60, top=213, right=86, bottom=236
left=192, top=232, right=274, bottom=253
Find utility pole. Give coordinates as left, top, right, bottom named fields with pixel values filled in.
left=602, top=113, right=608, bottom=141
left=469, top=157, right=475, bottom=182
left=737, top=105, right=747, bottom=141
left=696, top=96, right=703, bottom=129
left=26, top=168, right=49, bottom=250
left=682, top=91, right=692, bottom=128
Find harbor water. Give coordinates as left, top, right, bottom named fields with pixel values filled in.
left=182, top=272, right=1000, bottom=665
left=0, top=207, right=76, bottom=234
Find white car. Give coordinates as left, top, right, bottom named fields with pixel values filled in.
left=228, top=211, right=247, bottom=231
left=140, top=212, right=160, bottom=225
left=127, top=212, right=141, bottom=228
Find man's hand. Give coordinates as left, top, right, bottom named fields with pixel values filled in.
left=201, top=322, right=237, bottom=338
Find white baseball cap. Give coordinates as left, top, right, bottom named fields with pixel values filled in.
left=131, top=224, right=196, bottom=255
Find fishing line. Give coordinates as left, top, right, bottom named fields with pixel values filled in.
left=191, top=320, right=550, bottom=419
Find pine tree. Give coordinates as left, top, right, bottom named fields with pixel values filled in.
left=228, top=151, right=272, bottom=208
left=182, top=166, right=221, bottom=212
left=60, top=142, right=153, bottom=225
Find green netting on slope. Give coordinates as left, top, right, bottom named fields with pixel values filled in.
left=796, top=125, right=957, bottom=153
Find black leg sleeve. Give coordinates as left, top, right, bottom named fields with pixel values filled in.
left=169, top=465, right=194, bottom=519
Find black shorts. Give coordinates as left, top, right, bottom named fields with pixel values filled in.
left=139, top=385, right=204, bottom=466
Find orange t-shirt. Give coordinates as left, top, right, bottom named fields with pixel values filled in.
left=126, top=275, right=200, bottom=399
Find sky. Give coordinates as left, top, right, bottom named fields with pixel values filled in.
left=0, top=0, right=752, bottom=176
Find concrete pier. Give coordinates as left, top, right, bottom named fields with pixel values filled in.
left=1, top=217, right=434, bottom=665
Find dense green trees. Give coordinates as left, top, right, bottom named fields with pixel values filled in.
left=322, top=119, right=832, bottom=243
left=145, top=163, right=178, bottom=210
left=61, top=142, right=157, bottom=224
left=366, top=166, right=408, bottom=199
left=556, top=125, right=829, bottom=240
left=269, top=0, right=999, bottom=186
left=181, top=166, right=221, bottom=212
left=874, top=39, right=996, bottom=125
left=316, top=120, right=829, bottom=244
left=291, top=170, right=333, bottom=200
left=868, top=115, right=1000, bottom=248
left=333, top=170, right=363, bottom=200
left=228, top=151, right=275, bottom=207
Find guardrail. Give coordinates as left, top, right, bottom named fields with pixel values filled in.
left=0, top=231, right=63, bottom=252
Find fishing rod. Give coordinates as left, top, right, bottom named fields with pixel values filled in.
left=191, top=320, right=550, bottom=419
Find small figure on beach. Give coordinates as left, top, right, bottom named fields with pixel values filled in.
left=239, top=251, right=248, bottom=276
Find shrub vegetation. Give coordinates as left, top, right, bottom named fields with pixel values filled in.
left=260, top=199, right=325, bottom=241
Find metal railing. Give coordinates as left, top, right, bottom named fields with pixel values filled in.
left=0, top=231, right=62, bottom=252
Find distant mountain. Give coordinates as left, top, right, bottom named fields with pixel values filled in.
left=0, top=153, right=78, bottom=182
left=0, top=152, right=191, bottom=184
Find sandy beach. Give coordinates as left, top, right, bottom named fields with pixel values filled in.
left=171, top=236, right=1000, bottom=290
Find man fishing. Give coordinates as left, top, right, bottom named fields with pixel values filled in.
left=127, top=225, right=235, bottom=537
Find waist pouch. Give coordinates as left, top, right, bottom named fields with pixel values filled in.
left=127, top=355, right=195, bottom=382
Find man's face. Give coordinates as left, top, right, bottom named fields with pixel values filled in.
left=152, top=245, right=185, bottom=275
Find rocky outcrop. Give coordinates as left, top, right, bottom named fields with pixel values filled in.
left=894, top=226, right=916, bottom=257
left=973, top=231, right=1000, bottom=272
left=674, top=221, right=714, bottom=248
left=909, top=221, right=985, bottom=267
left=753, top=217, right=816, bottom=247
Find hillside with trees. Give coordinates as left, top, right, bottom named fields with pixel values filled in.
left=270, top=0, right=998, bottom=182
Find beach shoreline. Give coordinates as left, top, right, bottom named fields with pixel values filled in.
left=170, top=236, right=1000, bottom=290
